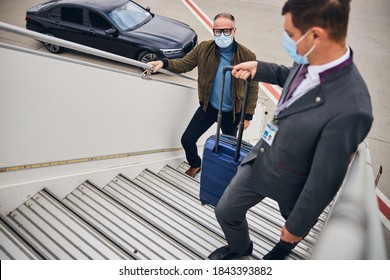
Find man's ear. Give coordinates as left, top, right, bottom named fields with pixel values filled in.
left=311, top=27, right=326, bottom=44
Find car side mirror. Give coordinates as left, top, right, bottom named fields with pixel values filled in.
left=145, top=7, right=151, bottom=12
left=105, top=28, right=117, bottom=36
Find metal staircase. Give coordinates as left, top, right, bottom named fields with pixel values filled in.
left=0, top=162, right=332, bottom=260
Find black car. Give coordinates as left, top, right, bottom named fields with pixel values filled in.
left=25, top=0, right=197, bottom=63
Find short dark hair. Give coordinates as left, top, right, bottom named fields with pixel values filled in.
left=214, top=13, right=235, bottom=26
left=282, top=0, right=350, bottom=41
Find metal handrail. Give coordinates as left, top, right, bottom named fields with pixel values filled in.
left=311, top=142, right=387, bottom=259
left=0, top=21, right=197, bottom=82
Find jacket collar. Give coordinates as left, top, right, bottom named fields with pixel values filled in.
left=319, top=49, right=353, bottom=83
left=277, top=50, right=354, bottom=119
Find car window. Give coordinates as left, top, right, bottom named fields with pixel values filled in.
left=89, top=11, right=111, bottom=30
left=61, top=7, right=83, bottom=25
left=49, top=7, right=61, bottom=21
left=108, top=2, right=151, bottom=30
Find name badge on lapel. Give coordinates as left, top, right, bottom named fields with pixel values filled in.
left=262, top=121, right=278, bottom=146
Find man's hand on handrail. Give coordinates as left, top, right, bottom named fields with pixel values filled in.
left=147, top=60, right=163, bottom=75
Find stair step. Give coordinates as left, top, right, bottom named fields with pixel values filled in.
left=178, top=162, right=332, bottom=212
left=63, top=181, right=199, bottom=260
left=0, top=215, right=43, bottom=259
left=174, top=162, right=334, bottom=256
left=104, top=174, right=226, bottom=259
left=136, top=170, right=277, bottom=259
left=136, top=169, right=303, bottom=259
left=6, top=189, right=131, bottom=260
left=178, top=161, right=332, bottom=223
left=1, top=161, right=335, bottom=260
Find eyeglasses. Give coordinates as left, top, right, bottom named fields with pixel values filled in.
left=213, top=28, right=235, bottom=36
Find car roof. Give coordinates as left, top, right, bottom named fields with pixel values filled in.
left=53, top=0, right=129, bottom=12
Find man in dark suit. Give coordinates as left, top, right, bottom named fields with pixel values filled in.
left=208, top=0, right=374, bottom=260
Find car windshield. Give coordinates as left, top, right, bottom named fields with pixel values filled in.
left=108, top=2, right=151, bottom=30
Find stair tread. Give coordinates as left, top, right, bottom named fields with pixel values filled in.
left=0, top=216, right=42, bottom=260
left=64, top=181, right=199, bottom=260
left=6, top=190, right=131, bottom=260
left=104, top=175, right=227, bottom=259
left=158, top=166, right=326, bottom=258
left=2, top=161, right=335, bottom=260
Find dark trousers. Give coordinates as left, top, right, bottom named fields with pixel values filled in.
left=181, top=105, right=240, bottom=168
left=215, top=161, right=296, bottom=254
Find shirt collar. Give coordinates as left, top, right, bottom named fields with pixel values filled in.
left=307, top=46, right=351, bottom=81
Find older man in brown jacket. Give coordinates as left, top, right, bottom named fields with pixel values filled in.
left=148, top=13, right=258, bottom=177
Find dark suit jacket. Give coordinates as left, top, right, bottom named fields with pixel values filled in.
left=243, top=52, right=373, bottom=237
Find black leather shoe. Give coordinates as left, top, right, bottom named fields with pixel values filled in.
left=262, top=240, right=297, bottom=260
left=208, top=242, right=253, bottom=260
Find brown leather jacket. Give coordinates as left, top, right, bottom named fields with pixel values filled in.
left=162, top=40, right=258, bottom=120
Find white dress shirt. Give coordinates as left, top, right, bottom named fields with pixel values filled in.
left=276, top=46, right=351, bottom=115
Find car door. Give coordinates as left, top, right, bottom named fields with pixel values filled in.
left=85, top=10, right=129, bottom=56
left=47, top=6, right=87, bottom=45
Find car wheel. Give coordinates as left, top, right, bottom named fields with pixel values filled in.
left=138, top=51, right=159, bottom=73
left=138, top=51, right=158, bottom=64
left=43, top=33, right=64, bottom=54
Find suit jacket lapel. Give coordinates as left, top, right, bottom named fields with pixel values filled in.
left=278, top=86, right=324, bottom=119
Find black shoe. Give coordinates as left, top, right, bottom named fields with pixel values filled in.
left=262, top=240, right=297, bottom=260
left=208, top=242, right=253, bottom=260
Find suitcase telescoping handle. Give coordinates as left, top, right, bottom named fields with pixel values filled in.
left=214, top=65, right=251, bottom=162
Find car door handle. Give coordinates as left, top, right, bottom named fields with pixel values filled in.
left=89, top=29, right=96, bottom=35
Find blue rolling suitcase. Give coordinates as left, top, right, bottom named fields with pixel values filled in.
left=199, top=66, right=253, bottom=207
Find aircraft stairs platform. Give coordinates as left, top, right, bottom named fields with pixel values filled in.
left=0, top=162, right=332, bottom=260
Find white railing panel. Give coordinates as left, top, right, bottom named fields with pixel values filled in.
left=0, top=45, right=198, bottom=168
left=311, top=142, right=387, bottom=259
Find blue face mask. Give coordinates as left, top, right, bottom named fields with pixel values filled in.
left=283, top=30, right=315, bottom=64
left=215, top=34, right=233, bottom=48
